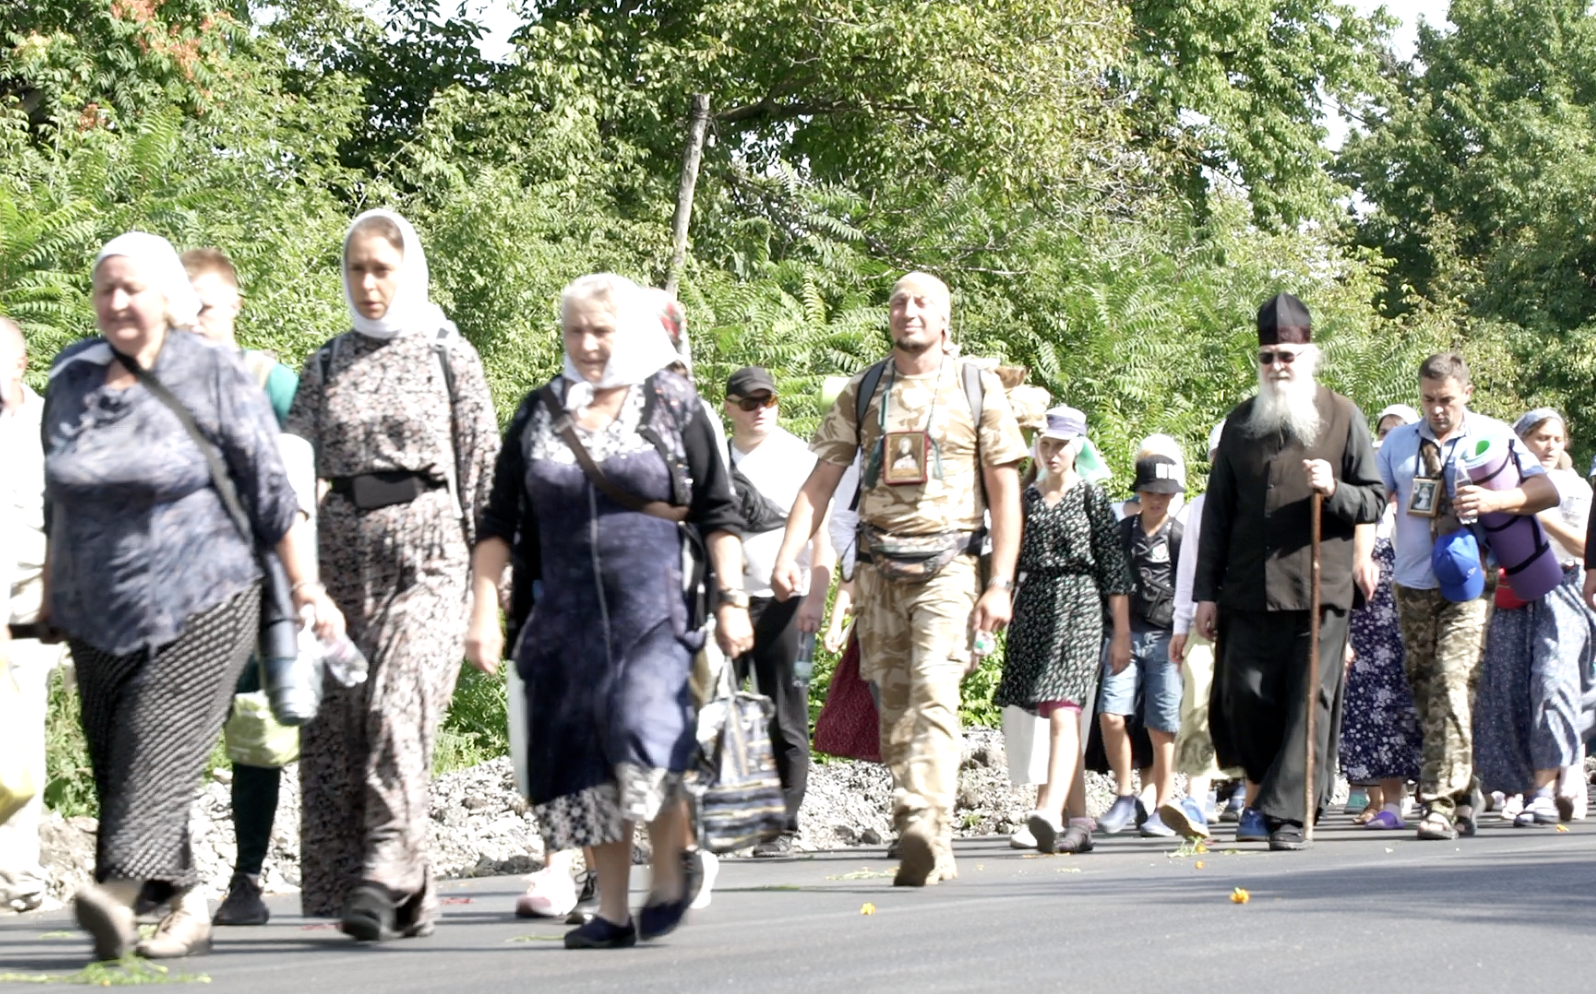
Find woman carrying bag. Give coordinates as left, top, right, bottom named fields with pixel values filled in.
left=466, top=273, right=751, bottom=950
left=41, top=232, right=340, bottom=962
left=286, top=210, right=501, bottom=941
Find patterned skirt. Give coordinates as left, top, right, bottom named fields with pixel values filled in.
left=70, top=584, right=259, bottom=894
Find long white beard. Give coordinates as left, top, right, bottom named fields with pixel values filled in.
left=1247, top=373, right=1321, bottom=445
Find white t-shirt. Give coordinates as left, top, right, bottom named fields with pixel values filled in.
left=1, top=384, right=47, bottom=624
left=1547, top=467, right=1591, bottom=565
left=731, top=426, right=817, bottom=598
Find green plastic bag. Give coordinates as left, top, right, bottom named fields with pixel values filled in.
left=0, top=661, right=38, bottom=825
left=224, top=691, right=301, bottom=768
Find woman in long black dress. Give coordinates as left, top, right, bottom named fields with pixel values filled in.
left=995, top=406, right=1132, bottom=854
left=466, top=274, right=751, bottom=949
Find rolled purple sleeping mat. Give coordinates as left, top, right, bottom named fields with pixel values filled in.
left=1464, top=438, right=1563, bottom=601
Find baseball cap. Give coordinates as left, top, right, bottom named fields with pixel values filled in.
left=1038, top=405, right=1088, bottom=441
left=1432, top=529, right=1486, bottom=602
left=725, top=366, right=777, bottom=398
left=1133, top=454, right=1183, bottom=494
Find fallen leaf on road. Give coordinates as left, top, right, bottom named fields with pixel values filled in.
left=1194, top=861, right=1205, bottom=869
left=1557, top=824, right=1570, bottom=833
left=1231, top=887, right=1250, bottom=904
left=860, top=903, right=876, bottom=915
left=826, top=869, right=895, bottom=880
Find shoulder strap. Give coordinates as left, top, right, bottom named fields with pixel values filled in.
left=961, top=360, right=988, bottom=518
left=432, top=326, right=463, bottom=521
left=536, top=384, right=688, bottom=523
left=850, top=360, right=891, bottom=512
left=112, top=353, right=254, bottom=547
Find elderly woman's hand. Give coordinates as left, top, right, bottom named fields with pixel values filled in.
left=714, top=604, right=754, bottom=657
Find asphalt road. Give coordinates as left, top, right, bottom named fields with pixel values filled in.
left=2, top=810, right=1591, bottom=991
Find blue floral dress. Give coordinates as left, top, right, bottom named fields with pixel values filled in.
left=1339, top=534, right=1422, bottom=782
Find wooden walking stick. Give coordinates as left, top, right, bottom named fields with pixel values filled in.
left=1304, top=492, right=1323, bottom=842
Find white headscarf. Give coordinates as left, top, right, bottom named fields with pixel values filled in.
left=342, top=209, right=447, bottom=340
left=560, top=274, right=680, bottom=414
left=94, top=232, right=202, bottom=330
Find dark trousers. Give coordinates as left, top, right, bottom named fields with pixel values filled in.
left=1211, top=607, right=1349, bottom=825
left=232, top=764, right=281, bottom=877
left=230, top=657, right=281, bottom=878
left=736, top=596, right=810, bottom=832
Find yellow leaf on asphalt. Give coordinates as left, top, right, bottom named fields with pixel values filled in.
left=1231, top=887, right=1250, bottom=904
left=860, top=902, right=876, bottom=915
left=1194, top=861, right=1205, bottom=869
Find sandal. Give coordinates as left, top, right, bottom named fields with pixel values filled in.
left=1415, top=810, right=1457, bottom=841
left=1363, top=809, right=1406, bottom=830
left=1353, top=804, right=1380, bottom=826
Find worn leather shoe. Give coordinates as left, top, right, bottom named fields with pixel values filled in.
left=137, top=906, right=212, bottom=959
left=1266, top=820, right=1308, bottom=851
left=341, top=882, right=397, bottom=942
left=74, top=884, right=136, bottom=963
left=564, top=915, right=636, bottom=949
left=892, top=818, right=939, bottom=887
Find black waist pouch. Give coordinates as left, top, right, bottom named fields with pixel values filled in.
left=333, top=471, right=442, bottom=510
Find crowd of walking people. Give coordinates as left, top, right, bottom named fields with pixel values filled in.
left=2, top=218, right=1594, bottom=961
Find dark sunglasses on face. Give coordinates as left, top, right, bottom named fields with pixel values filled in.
left=1258, top=350, right=1300, bottom=366
left=731, top=394, right=778, bottom=412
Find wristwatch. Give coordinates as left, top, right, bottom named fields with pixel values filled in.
left=716, top=587, right=751, bottom=610
left=987, top=577, right=1015, bottom=592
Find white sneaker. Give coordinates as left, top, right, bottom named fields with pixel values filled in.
left=1024, top=811, right=1061, bottom=854
left=514, top=866, right=578, bottom=918
left=1009, top=825, right=1037, bottom=849
left=690, top=851, right=718, bottom=911
left=1500, top=794, right=1525, bottom=822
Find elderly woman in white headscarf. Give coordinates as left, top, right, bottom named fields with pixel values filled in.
left=41, top=232, right=338, bottom=961
left=466, top=273, right=750, bottom=949
left=286, top=209, right=500, bottom=941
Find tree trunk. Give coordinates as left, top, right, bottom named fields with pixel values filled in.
left=665, top=93, right=711, bottom=298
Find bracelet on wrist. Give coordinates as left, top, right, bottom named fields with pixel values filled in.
left=291, top=579, right=323, bottom=595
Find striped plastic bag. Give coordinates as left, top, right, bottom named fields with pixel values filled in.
left=0, top=661, right=38, bottom=826
left=694, top=658, right=785, bottom=853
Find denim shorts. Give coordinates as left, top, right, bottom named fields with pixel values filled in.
left=1097, top=628, right=1182, bottom=733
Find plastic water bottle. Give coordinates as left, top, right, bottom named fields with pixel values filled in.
left=320, top=631, right=369, bottom=688
left=794, top=632, right=816, bottom=688
left=1454, top=459, right=1477, bottom=524
left=973, top=630, right=997, bottom=658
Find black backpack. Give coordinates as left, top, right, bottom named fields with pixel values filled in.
left=848, top=358, right=986, bottom=510
left=1120, top=514, right=1183, bottom=629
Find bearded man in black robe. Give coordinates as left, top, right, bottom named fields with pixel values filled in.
left=1193, top=294, right=1385, bottom=850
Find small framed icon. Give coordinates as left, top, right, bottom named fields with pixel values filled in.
left=1407, top=476, right=1440, bottom=518
left=883, top=431, right=929, bottom=485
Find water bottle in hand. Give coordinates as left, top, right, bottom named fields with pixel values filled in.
left=321, top=632, right=369, bottom=687
left=1454, top=460, right=1478, bottom=524
left=794, top=632, right=816, bottom=689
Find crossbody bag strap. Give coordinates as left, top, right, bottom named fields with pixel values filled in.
left=113, top=352, right=255, bottom=548
left=432, top=327, right=464, bottom=525
left=537, top=384, right=689, bottom=523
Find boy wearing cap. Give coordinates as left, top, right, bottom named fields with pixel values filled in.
left=1378, top=353, right=1557, bottom=840
left=1098, top=454, right=1186, bottom=835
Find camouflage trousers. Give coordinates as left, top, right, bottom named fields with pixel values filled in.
left=1393, top=585, right=1492, bottom=815
left=854, top=554, right=980, bottom=849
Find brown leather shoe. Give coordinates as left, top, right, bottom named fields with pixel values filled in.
left=136, top=906, right=212, bottom=959
left=892, top=819, right=938, bottom=887
left=74, top=884, right=136, bottom=962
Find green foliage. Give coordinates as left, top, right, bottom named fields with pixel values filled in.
left=435, top=662, right=511, bottom=774
left=42, top=669, right=95, bottom=818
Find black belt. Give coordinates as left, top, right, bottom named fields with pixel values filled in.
left=7, top=622, right=54, bottom=641
left=329, top=471, right=445, bottom=511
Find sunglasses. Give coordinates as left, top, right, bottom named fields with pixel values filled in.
left=1257, top=350, right=1301, bottom=366
left=730, top=394, right=778, bottom=412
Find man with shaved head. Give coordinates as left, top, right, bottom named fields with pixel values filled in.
left=772, top=272, right=1027, bottom=886
left=0, top=315, right=68, bottom=911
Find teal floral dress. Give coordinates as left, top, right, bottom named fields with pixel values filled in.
left=996, top=482, right=1133, bottom=710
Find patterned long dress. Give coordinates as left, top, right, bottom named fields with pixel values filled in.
left=286, top=329, right=498, bottom=926
left=995, top=482, right=1133, bottom=710
left=1338, top=534, right=1422, bottom=782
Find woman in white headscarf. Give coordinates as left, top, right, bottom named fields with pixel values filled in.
left=41, top=232, right=338, bottom=961
left=465, top=273, right=751, bottom=949
left=286, top=210, right=501, bottom=940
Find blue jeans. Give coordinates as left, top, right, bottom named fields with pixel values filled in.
left=1098, top=629, right=1181, bottom=734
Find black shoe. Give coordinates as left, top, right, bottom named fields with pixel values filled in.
left=564, top=915, right=637, bottom=949
left=885, top=837, right=902, bottom=860
left=564, top=872, right=598, bottom=927
left=751, top=833, right=795, bottom=858
left=212, top=873, right=270, bottom=927
left=637, top=896, right=689, bottom=941
left=1266, top=819, right=1308, bottom=851
left=1134, top=798, right=1150, bottom=829
left=340, top=882, right=397, bottom=942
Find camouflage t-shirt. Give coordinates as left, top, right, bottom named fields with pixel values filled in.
left=811, top=360, right=1028, bottom=535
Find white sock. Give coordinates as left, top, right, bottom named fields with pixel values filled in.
left=1382, top=802, right=1401, bottom=816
